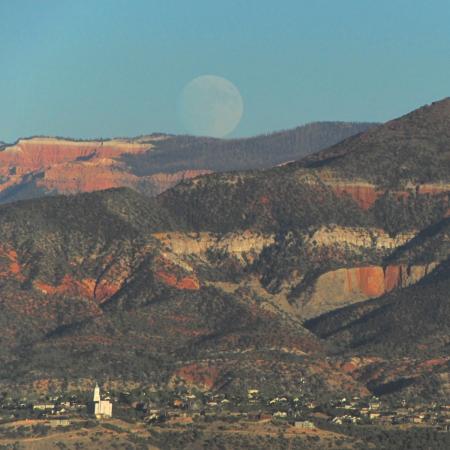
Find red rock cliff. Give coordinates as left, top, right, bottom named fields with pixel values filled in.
left=299, top=263, right=437, bottom=318
left=0, top=137, right=211, bottom=198
left=324, top=179, right=450, bottom=210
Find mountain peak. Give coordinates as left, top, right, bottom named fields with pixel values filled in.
left=386, top=96, right=450, bottom=128
left=297, top=97, right=450, bottom=187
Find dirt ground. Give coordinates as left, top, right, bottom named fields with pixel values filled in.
left=0, top=417, right=361, bottom=449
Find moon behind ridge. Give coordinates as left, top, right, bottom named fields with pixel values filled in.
left=178, top=75, right=244, bottom=138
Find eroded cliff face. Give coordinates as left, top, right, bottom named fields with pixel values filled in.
left=147, top=170, right=212, bottom=196
left=0, top=138, right=150, bottom=174
left=170, top=363, right=222, bottom=390
left=148, top=232, right=276, bottom=291
left=0, top=137, right=210, bottom=200
left=259, top=226, right=417, bottom=295
left=153, top=231, right=275, bottom=264
left=0, top=230, right=276, bottom=310
left=297, top=263, right=438, bottom=319
left=0, top=245, right=24, bottom=281
left=303, top=226, right=414, bottom=250
left=1, top=225, right=436, bottom=322
left=41, top=163, right=210, bottom=196
left=252, top=225, right=444, bottom=319
left=151, top=227, right=439, bottom=321
left=0, top=238, right=154, bottom=309
left=322, top=179, right=450, bottom=210
left=327, top=180, right=380, bottom=209
left=38, top=159, right=139, bottom=192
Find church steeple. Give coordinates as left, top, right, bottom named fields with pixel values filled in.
left=92, top=382, right=112, bottom=418
left=93, top=383, right=100, bottom=403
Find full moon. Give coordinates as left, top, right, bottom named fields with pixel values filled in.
left=178, top=75, right=244, bottom=138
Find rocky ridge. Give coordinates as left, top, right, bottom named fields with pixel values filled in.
left=0, top=121, right=375, bottom=204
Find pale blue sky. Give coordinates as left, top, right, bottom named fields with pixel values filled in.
left=0, top=0, right=449, bottom=142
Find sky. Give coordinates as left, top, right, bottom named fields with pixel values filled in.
left=0, top=0, right=449, bottom=142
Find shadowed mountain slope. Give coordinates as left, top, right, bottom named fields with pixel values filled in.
left=121, top=121, right=376, bottom=174
left=306, top=255, right=450, bottom=358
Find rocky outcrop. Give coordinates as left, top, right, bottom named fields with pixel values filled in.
left=34, top=276, right=97, bottom=299
left=0, top=245, right=24, bottom=281
left=33, top=275, right=124, bottom=304
left=0, top=238, right=140, bottom=304
left=38, top=158, right=139, bottom=193
left=39, top=161, right=210, bottom=196
left=0, top=137, right=210, bottom=200
left=170, top=363, right=222, bottom=390
left=152, top=228, right=436, bottom=318
left=147, top=170, right=212, bottom=196
left=0, top=138, right=148, bottom=198
left=155, top=270, right=200, bottom=290
left=318, top=178, right=450, bottom=210
left=298, top=263, right=437, bottom=319
left=0, top=138, right=151, bottom=175
left=328, top=180, right=380, bottom=209
left=416, top=182, right=450, bottom=195
left=153, top=231, right=275, bottom=264
left=304, top=226, right=414, bottom=250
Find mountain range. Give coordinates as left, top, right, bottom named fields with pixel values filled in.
left=0, top=122, right=374, bottom=204
left=0, top=99, right=449, bottom=403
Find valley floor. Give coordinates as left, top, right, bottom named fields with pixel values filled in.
left=0, top=416, right=449, bottom=450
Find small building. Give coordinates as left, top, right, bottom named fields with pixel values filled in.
left=369, top=400, right=381, bottom=410
left=93, top=383, right=112, bottom=419
left=49, top=418, right=71, bottom=427
left=306, top=401, right=319, bottom=410
left=145, top=410, right=163, bottom=423
left=294, top=420, right=315, bottom=429
left=247, top=389, right=259, bottom=400
left=412, top=414, right=426, bottom=424
left=33, top=403, right=55, bottom=411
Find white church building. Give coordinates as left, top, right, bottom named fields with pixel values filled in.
left=93, top=383, right=112, bottom=419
